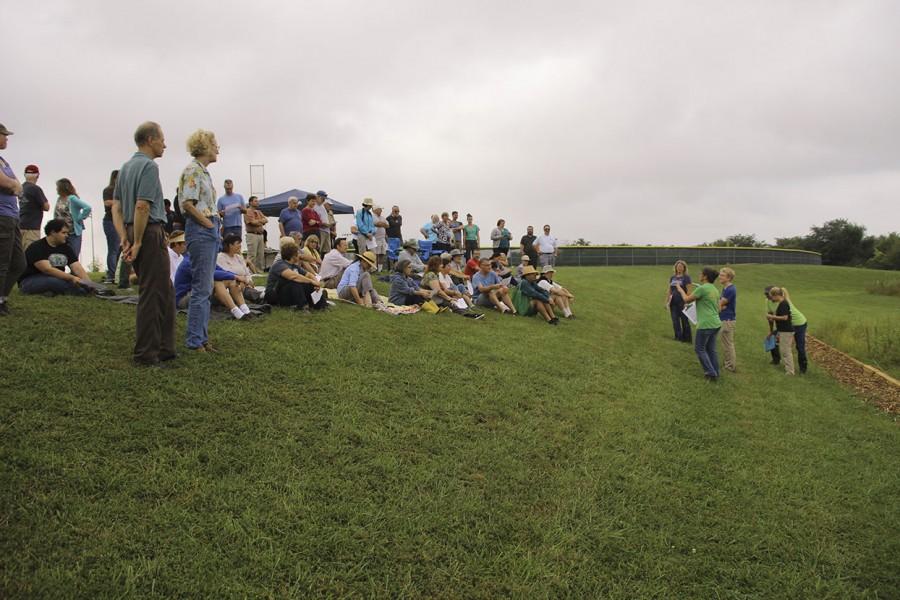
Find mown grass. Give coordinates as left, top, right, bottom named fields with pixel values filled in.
left=1, top=265, right=898, bottom=598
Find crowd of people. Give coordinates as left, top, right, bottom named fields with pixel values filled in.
left=665, top=262, right=809, bottom=381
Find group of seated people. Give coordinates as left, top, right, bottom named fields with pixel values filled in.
left=17, top=224, right=575, bottom=325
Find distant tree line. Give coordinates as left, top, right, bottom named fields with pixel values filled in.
left=702, top=219, right=900, bottom=270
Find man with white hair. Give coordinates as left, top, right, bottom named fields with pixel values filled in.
left=372, top=205, right=389, bottom=272
left=278, top=196, right=302, bottom=239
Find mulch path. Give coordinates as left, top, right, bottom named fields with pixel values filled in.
left=807, top=336, right=900, bottom=416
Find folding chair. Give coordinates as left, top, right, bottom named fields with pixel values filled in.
left=418, top=240, right=433, bottom=262
left=386, top=238, right=401, bottom=270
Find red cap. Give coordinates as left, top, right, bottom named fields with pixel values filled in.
left=24, top=164, right=40, bottom=174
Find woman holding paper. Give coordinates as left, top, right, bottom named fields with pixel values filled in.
left=676, top=267, right=721, bottom=381
left=665, top=260, right=693, bottom=342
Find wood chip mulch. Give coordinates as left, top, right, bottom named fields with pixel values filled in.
left=806, top=336, right=900, bottom=416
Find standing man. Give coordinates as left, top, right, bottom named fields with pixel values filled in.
left=244, top=195, right=268, bottom=272
left=354, top=197, right=375, bottom=253
left=19, top=164, right=49, bottom=250
left=534, top=224, right=559, bottom=267
left=111, top=121, right=176, bottom=366
left=216, top=179, right=246, bottom=239
left=278, top=196, right=302, bottom=239
left=386, top=205, right=403, bottom=246
left=519, top=225, right=538, bottom=266
left=373, top=205, right=389, bottom=272
left=0, top=124, right=25, bottom=316
left=449, top=210, right=463, bottom=249
left=314, top=190, right=332, bottom=253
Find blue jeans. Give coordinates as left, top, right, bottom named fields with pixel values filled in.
left=19, top=274, right=88, bottom=296
left=794, top=323, right=808, bottom=372
left=669, top=303, right=692, bottom=342
left=103, top=219, right=120, bottom=280
left=67, top=233, right=82, bottom=260
left=694, top=327, right=721, bottom=377
left=185, top=217, right=220, bottom=349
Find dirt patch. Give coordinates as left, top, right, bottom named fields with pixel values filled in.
left=807, top=336, right=900, bottom=416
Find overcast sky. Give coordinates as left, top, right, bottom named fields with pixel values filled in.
left=4, top=0, right=899, bottom=263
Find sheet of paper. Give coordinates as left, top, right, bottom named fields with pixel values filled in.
left=682, top=302, right=698, bottom=326
left=311, top=289, right=323, bottom=304
left=466, top=281, right=474, bottom=295
left=454, top=298, right=467, bottom=310
left=501, top=276, right=512, bottom=287
left=366, top=237, right=377, bottom=250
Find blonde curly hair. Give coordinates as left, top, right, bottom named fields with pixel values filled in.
left=185, top=129, right=218, bottom=158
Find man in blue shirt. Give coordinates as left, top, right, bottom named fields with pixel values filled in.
left=216, top=179, right=246, bottom=239
left=278, top=196, right=303, bottom=239
left=354, top=198, right=375, bottom=254
left=718, top=267, right=737, bottom=372
left=472, top=257, right=516, bottom=313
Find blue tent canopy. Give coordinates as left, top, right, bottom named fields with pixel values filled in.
left=257, top=189, right=354, bottom=217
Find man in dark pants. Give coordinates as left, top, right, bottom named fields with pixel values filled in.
left=0, top=123, right=26, bottom=316
left=112, top=121, right=177, bottom=367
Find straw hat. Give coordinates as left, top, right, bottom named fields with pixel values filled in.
left=521, top=265, right=539, bottom=277
left=358, top=250, right=377, bottom=266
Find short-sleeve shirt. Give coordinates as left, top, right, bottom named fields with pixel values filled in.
left=520, top=234, right=537, bottom=261
left=0, top=156, right=18, bottom=219
left=178, top=159, right=217, bottom=218
left=668, top=274, right=692, bottom=308
left=279, top=208, right=302, bottom=235
left=449, top=220, right=463, bottom=243
left=421, top=271, right=440, bottom=291
left=720, top=284, right=737, bottom=321
left=216, top=193, right=246, bottom=228
left=21, top=238, right=78, bottom=279
left=535, top=234, right=558, bottom=253
left=775, top=300, right=794, bottom=332
left=464, top=224, right=479, bottom=241
left=789, top=302, right=807, bottom=327
left=433, top=221, right=452, bottom=245
left=19, top=182, right=49, bottom=230
left=314, top=203, right=330, bottom=231
left=265, top=259, right=307, bottom=297
left=114, top=151, right=165, bottom=224
left=692, top=283, right=722, bottom=330
left=472, top=270, right=501, bottom=299
left=421, top=222, right=436, bottom=242
left=386, top=214, right=403, bottom=238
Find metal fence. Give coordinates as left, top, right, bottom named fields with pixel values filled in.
left=499, top=246, right=821, bottom=266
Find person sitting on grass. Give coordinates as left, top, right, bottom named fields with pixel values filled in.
left=264, top=241, right=326, bottom=311
left=421, top=255, right=456, bottom=307
left=675, top=267, right=722, bottom=382
left=389, top=259, right=432, bottom=306
left=337, top=250, right=380, bottom=306
left=718, top=267, right=737, bottom=372
left=217, top=232, right=261, bottom=303
left=492, top=253, right=514, bottom=282
left=518, top=265, right=559, bottom=325
left=397, top=239, right=425, bottom=276
left=18, top=219, right=106, bottom=296
left=766, top=286, right=800, bottom=376
left=538, top=266, right=575, bottom=319
left=464, top=249, right=481, bottom=277
left=516, top=254, right=531, bottom=278
left=168, top=230, right=186, bottom=284
left=175, top=252, right=252, bottom=320
left=319, top=237, right=351, bottom=289
left=472, top=257, right=516, bottom=314
left=439, top=257, right=472, bottom=307
left=299, top=234, right=322, bottom=274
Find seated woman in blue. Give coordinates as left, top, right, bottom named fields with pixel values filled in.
left=665, top=260, right=693, bottom=342
left=519, top=265, right=558, bottom=325
left=389, top=259, right=432, bottom=306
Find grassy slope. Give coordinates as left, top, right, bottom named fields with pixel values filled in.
left=1, top=265, right=898, bottom=598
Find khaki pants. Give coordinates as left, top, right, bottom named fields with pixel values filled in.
left=246, top=232, right=265, bottom=271
left=21, top=229, right=41, bottom=250
left=779, top=332, right=795, bottom=375
left=318, top=229, right=332, bottom=254
left=720, top=320, right=736, bottom=371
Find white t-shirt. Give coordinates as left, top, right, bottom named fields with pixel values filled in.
left=438, top=272, right=455, bottom=290
left=319, top=248, right=352, bottom=280
left=168, top=247, right=183, bottom=283
left=217, top=252, right=251, bottom=279
left=535, top=234, right=558, bottom=254
left=314, top=203, right=330, bottom=231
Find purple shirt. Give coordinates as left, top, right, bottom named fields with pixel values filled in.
left=0, top=156, right=18, bottom=219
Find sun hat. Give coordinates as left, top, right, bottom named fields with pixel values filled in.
left=168, top=231, right=186, bottom=244
left=542, top=265, right=556, bottom=274
left=402, top=239, right=419, bottom=250
left=357, top=250, right=377, bottom=266
left=24, top=164, right=39, bottom=174
left=0, top=124, right=13, bottom=136
left=521, top=265, right=539, bottom=277
left=362, top=198, right=374, bottom=207
left=440, top=252, right=452, bottom=261
left=450, top=248, right=464, bottom=256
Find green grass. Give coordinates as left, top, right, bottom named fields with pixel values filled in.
left=867, top=279, right=900, bottom=297
left=1, top=265, right=898, bottom=598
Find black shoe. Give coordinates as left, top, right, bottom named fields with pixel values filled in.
left=0, top=303, right=8, bottom=316
left=159, top=353, right=179, bottom=362
left=704, top=374, right=719, bottom=383
left=548, top=318, right=559, bottom=325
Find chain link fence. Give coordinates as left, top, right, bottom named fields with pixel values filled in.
left=500, top=246, right=821, bottom=266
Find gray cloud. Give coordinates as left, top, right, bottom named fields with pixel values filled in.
left=4, top=0, right=899, bottom=264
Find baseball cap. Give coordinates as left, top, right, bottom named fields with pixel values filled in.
left=24, top=164, right=39, bottom=174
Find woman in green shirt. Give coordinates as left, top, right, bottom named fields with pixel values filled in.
left=676, top=267, right=722, bottom=381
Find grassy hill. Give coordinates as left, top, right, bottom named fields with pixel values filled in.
left=1, top=264, right=898, bottom=598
